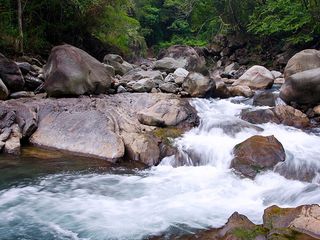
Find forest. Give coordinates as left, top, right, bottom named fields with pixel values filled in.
left=1, top=0, right=320, bottom=57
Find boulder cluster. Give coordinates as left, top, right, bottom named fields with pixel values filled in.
left=1, top=44, right=320, bottom=170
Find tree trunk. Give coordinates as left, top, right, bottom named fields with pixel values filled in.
left=17, top=0, right=24, bottom=54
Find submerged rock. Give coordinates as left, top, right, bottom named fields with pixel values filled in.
left=231, top=135, right=285, bottom=178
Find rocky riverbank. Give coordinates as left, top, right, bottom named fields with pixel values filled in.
left=1, top=43, right=320, bottom=239
left=150, top=204, right=320, bottom=240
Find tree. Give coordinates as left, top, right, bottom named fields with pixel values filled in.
left=17, top=0, right=23, bottom=53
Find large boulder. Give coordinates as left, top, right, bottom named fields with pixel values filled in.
left=233, top=65, right=274, bottom=90
left=263, top=205, right=320, bottom=239
left=284, top=49, right=320, bottom=79
left=158, top=45, right=206, bottom=73
left=182, top=72, right=215, bottom=97
left=231, top=135, right=285, bottom=178
left=153, top=57, right=185, bottom=73
left=1, top=93, right=198, bottom=166
left=0, top=53, right=25, bottom=91
left=280, top=50, right=320, bottom=106
left=280, top=68, right=320, bottom=105
left=138, top=99, right=189, bottom=127
left=44, top=45, right=113, bottom=97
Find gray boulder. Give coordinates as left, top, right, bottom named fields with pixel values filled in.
left=1, top=93, right=198, bottom=166
left=234, top=65, right=274, bottom=90
left=182, top=72, right=215, bottom=97
left=284, top=49, right=320, bottom=79
left=44, top=45, right=113, bottom=97
left=103, top=54, right=134, bottom=76
left=158, top=45, right=206, bottom=73
left=280, top=67, right=320, bottom=105
left=153, top=57, right=186, bottom=73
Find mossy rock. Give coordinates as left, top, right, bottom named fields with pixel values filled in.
left=232, top=226, right=268, bottom=240
left=153, top=127, right=183, bottom=146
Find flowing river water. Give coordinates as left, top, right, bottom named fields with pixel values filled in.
left=0, top=95, right=320, bottom=240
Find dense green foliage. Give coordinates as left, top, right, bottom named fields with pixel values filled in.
left=1, top=0, right=319, bottom=55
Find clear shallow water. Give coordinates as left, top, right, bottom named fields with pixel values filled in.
left=0, top=98, right=320, bottom=240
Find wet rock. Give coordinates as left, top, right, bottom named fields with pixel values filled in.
left=273, top=105, right=310, bottom=128
left=231, top=135, right=286, bottom=178
left=0, top=78, right=9, bottom=100
left=253, top=91, right=277, bottom=107
left=204, top=118, right=263, bottom=136
left=233, top=65, right=274, bottom=90
left=158, top=45, right=206, bottom=73
left=44, top=44, right=113, bottom=97
left=182, top=72, right=215, bottom=97
left=263, top=205, right=320, bottom=239
left=153, top=57, right=185, bottom=73
left=241, top=109, right=280, bottom=124
left=228, top=85, right=254, bottom=98
left=0, top=53, right=25, bottom=91
left=284, top=49, right=320, bottom=79
left=280, top=68, right=320, bottom=106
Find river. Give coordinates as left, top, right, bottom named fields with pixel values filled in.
left=0, top=96, right=320, bottom=240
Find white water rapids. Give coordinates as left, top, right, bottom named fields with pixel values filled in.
left=0, top=97, right=320, bottom=240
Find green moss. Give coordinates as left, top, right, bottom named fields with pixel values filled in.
left=153, top=127, right=183, bottom=146
left=267, top=228, right=304, bottom=240
left=232, top=226, right=268, bottom=240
